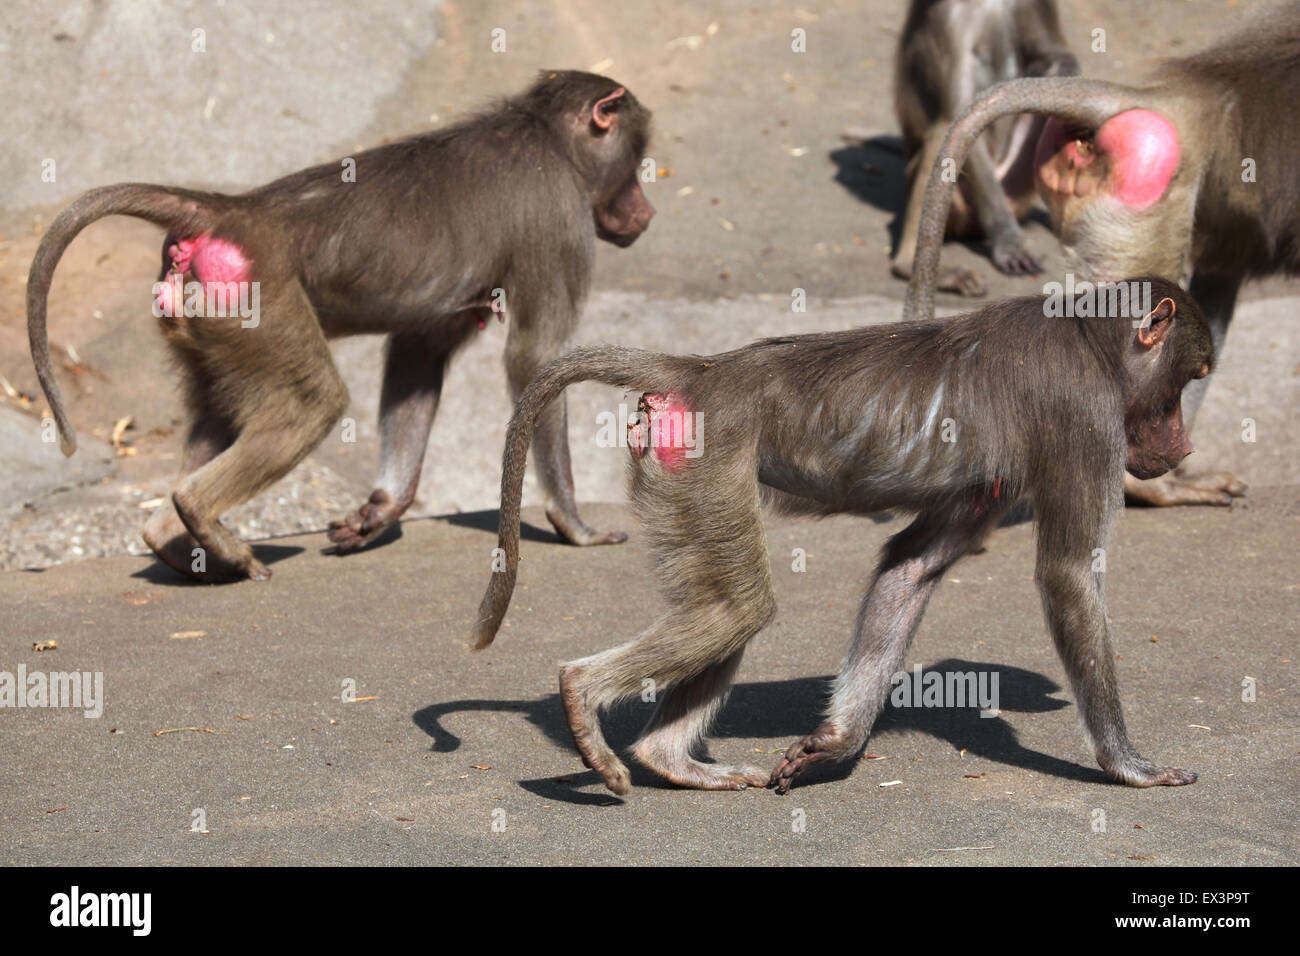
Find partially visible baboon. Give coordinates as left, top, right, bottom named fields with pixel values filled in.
left=904, top=12, right=1300, bottom=505
left=28, top=71, right=654, bottom=581
left=890, top=0, right=1078, bottom=295
left=473, top=277, right=1210, bottom=794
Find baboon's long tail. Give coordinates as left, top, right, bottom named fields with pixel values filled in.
left=904, top=76, right=1148, bottom=324
left=27, top=183, right=224, bottom=456
left=470, top=345, right=698, bottom=650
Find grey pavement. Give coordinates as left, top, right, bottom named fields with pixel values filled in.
left=1, top=494, right=1296, bottom=866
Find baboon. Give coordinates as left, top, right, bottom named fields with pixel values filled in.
left=904, top=12, right=1300, bottom=504
left=473, top=277, right=1210, bottom=794
left=28, top=70, right=653, bottom=581
left=890, top=0, right=1077, bottom=294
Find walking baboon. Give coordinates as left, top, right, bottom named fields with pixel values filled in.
left=28, top=71, right=654, bottom=581
left=474, top=278, right=1210, bottom=793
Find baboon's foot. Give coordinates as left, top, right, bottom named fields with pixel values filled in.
left=143, top=507, right=200, bottom=578
left=1125, top=470, right=1246, bottom=506
left=547, top=507, right=627, bottom=547
left=937, top=266, right=987, bottom=297
left=172, top=491, right=270, bottom=582
left=1102, top=754, right=1198, bottom=787
left=560, top=665, right=630, bottom=794
left=890, top=259, right=986, bottom=298
left=144, top=504, right=267, bottom=582
left=634, top=744, right=768, bottom=791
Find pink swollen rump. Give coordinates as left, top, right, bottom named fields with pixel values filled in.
left=155, top=234, right=253, bottom=314
left=1095, top=110, right=1181, bottom=209
left=628, top=393, right=693, bottom=472
left=190, top=235, right=252, bottom=284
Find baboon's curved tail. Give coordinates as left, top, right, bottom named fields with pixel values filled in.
left=27, top=183, right=225, bottom=456
left=904, top=76, right=1149, bottom=324
left=471, top=345, right=698, bottom=650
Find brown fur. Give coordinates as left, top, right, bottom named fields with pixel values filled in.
left=27, top=71, right=654, bottom=581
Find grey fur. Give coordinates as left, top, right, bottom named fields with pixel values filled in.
left=474, top=278, right=1212, bottom=793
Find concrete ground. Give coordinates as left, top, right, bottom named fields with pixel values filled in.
left=0, top=0, right=1296, bottom=865
left=1, top=497, right=1296, bottom=865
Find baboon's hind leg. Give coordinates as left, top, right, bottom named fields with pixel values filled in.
left=561, top=458, right=775, bottom=793
left=170, top=281, right=349, bottom=581
left=632, top=647, right=769, bottom=790
left=143, top=413, right=235, bottom=579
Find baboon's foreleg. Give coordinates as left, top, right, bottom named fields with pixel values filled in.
left=1033, top=497, right=1197, bottom=786
left=771, top=502, right=1005, bottom=792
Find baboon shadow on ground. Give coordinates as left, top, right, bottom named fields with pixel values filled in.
left=415, top=658, right=1097, bottom=806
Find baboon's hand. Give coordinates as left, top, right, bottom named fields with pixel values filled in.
left=329, top=489, right=404, bottom=552
left=768, top=722, right=850, bottom=793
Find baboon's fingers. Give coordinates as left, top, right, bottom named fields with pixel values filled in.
left=990, top=237, right=1042, bottom=276
left=767, top=722, right=849, bottom=794
left=768, top=748, right=833, bottom=794
left=328, top=489, right=404, bottom=553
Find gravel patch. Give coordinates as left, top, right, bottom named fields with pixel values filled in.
left=1, top=456, right=364, bottom=572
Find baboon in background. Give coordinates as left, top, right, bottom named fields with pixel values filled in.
left=904, top=11, right=1300, bottom=505
left=28, top=70, right=654, bottom=581
left=890, top=0, right=1078, bottom=295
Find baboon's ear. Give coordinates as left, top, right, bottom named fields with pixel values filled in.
left=1136, top=296, right=1175, bottom=349
left=592, top=88, right=626, bottom=131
